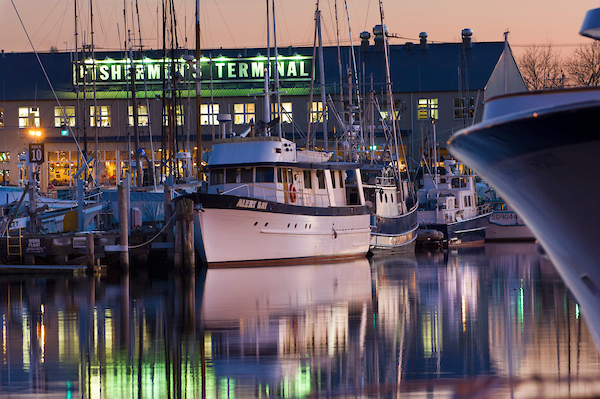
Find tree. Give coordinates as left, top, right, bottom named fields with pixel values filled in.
left=518, top=44, right=564, bottom=90
left=564, top=41, right=600, bottom=86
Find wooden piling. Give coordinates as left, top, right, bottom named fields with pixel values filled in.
left=174, top=198, right=195, bottom=271
left=118, top=184, right=129, bottom=271
left=86, top=233, right=95, bottom=273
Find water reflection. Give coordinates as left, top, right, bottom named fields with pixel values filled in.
left=0, top=244, right=600, bottom=398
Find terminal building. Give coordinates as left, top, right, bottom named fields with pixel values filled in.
left=0, top=28, right=526, bottom=191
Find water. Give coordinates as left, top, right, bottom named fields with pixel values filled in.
left=1, top=243, right=600, bottom=398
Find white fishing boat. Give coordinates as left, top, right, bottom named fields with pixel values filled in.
left=180, top=136, right=371, bottom=266
left=448, top=7, right=600, bottom=348
left=416, top=159, right=492, bottom=247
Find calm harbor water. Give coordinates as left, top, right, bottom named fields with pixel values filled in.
left=1, top=243, right=600, bottom=398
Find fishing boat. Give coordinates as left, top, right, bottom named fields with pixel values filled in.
left=485, top=198, right=535, bottom=241
left=416, top=159, right=492, bottom=247
left=180, top=136, right=371, bottom=266
left=448, top=7, right=600, bottom=348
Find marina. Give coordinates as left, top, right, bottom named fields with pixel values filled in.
left=0, top=0, right=599, bottom=397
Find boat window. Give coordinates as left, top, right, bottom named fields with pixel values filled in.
left=240, top=168, right=253, bottom=183
left=226, top=168, right=238, bottom=183
left=391, top=194, right=394, bottom=203
left=379, top=191, right=383, bottom=203
left=303, top=170, right=312, bottom=189
left=339, top=171, right=344, bottom=188
left=277, top=167, right=284, bottom=183
left=317, top=170, right=326, bottom=189
left=330, top=170, right=337, bottom=188
left=210, top=169, right=224, bottom=185
left=385, top=193, right=388, bottom=203
left=256, top=167, right=274, bottom=183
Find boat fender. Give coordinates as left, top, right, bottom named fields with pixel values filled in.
left=289, top=184, right=297, bottom=203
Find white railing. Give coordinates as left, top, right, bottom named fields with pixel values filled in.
left=220, top=183, right=332, bottom=207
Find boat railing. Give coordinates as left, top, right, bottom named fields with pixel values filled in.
left=220, top=183, right=332, bottom=206
left=477, top=202, right=493, bottom=216
left=375, top=175, right=396, bottom=187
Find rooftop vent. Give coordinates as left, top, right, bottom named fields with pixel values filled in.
left=360, top=31, right=371, bottom=52
left=462, top=28, right=473, bottom=48
left=419, top=32, right=428, bottom=49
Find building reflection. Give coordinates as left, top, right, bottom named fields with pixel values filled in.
left=1, top=244, right=600, bottom=398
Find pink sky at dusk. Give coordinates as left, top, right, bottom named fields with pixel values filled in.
left=1, top=0, right=598, bottom=59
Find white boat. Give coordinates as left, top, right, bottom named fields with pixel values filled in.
left=448, top=6, right=600, bottom=349
left=416, top=159, right=492, bottom=247
left=180, top=136, right=371, bottom=266
left=486, top=198, right=535, bottom=241
left=360, top=167, right=419, bottom=252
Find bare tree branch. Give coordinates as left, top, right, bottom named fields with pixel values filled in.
left=564, top=41, right=600, bottom=86
left=518, top=44, right=564, bottom=90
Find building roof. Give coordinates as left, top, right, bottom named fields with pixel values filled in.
left=0, top=41, right=508, bottom=102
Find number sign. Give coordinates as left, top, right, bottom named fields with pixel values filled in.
left=29, top=143, right=45, bottom=164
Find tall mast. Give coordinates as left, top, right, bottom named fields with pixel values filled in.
left=195, top=0, right=202, bottom=178
left=273, top=0, right=282, bottom=137
left=378, top=0, right=402, bottom=183
left=316, top=4, right=328, bottom=152
left=91, top=0, right=99, bottom=185
left=265, top=0, right=271, bottom=132
left=129, top=31, right=142, bottom=187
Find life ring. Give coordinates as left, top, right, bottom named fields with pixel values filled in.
left=289, top=184, right=297, bottom=203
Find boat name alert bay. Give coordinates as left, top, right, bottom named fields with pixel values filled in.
left=73, top=55, right=312, bottom=85
left=236, top=199, right=268, bottom=210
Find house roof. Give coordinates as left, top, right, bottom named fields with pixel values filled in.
left=0, top=41, right=508, bottom=102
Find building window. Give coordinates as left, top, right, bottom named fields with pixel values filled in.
left=309, top=102, right=327, bottom=123
left=234, top=103, right=255, bottom=124
left=379, top=101, right=401, bottom=122
left=0, top=108, right=3, bottom=128
left=272, top=102, right=292, bottom=124
left=90, top=105, right=111, bottom=127
left=54, top=106, right=76, bottom=127
left=417, top=98, right=438, bottom=120
left=200, top=104, right=219, bottom=125
left=453, top=97, right=475, bottom=119
left=128, top=105, right=149, bottom=126
left=163, top=105, right=184, bottom=126
left=18, top=107, right=40, bottom=128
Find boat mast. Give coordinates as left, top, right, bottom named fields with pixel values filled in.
left=316, top=3, right=328, bottom=152
left=91, top=0, right=100, bottom=185
left=273, top=0, right=282, bottom=137
left=265, top=0, right=271, bottom=134
left=196, top=0, right=202, bottom=178
left=129, top=31, right=142, bottom=187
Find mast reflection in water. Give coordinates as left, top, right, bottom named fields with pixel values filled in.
left=1, top=243, right=600, bottom=398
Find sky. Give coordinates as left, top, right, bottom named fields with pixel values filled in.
left=1, top=0, right=599, bottom=60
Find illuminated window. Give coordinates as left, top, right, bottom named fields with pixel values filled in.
left=0, top=108, right=3, bottom=127
left=163, top=105, right=184, bottom=126
left=379, top=101, right=401, bottom=122
left=309, top=101, right=327, bottom=123
left=417, top=98, right=438, bottom=120
left=453, top=97, right=475, bottom=119
left=90, top=105, right=111, bottom=127
left=200, top=103, right=219, bottom=125
left=234, top=103, right=255, bottom=124
left=54, top=106, right=76, bottom=127
left=271, top=102, right=292, bottom=123
left=128, top=105, right=149, bottom=126
left=18, top=107, right=40, bottom=128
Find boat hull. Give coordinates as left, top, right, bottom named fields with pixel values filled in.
left=370, top=205, right=419, bottom=252
left=186, top=193, right=371, bottom=266
left=449, top=92, right=600, bottom=347
left=418, top=213, right=489, bottom=247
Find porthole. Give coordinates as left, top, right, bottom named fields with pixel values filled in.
left=295, top=223, right=297, bottom=228
left=305, top=224, right=307, bottom=228
left=385, top=193, right=388, bottom=203
left=287, top=223, right=290, bottom=228
left=254, top=221, right=258, bottom=226
left=391, top=194, right=394, bottom=203
left=265, top=222, right=268, bottom=227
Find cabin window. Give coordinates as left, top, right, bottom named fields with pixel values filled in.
left=277, top=168, right=284, bottom=183
left=303, top=170, right=312, bottom=189
left=330, top=170, right=337, bottom=188
left=339, top=171, right=345, bottom=188
left=240, top=168, right=253, bottom=183
left=210, top=169, right=224, bottom=185
left=256, top=167, right=274, bottom=183
left=316, top=170, right=326, bottom=189
left=226, top=168, right=238, bottom=183
left=54, top=106, right=75, bottom=127
left=391, top=194, right=394, bottom=203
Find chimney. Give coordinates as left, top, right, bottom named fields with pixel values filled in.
left=360, top=31, right=371, bottom=52
left=419, top=32, right=428, bottom=49
left=373, top=24, right=387, bottom=52
left=462, top=28, right=473, bottom=48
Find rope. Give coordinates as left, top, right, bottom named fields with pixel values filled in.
left=128, top=212, right=176, bottom=249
